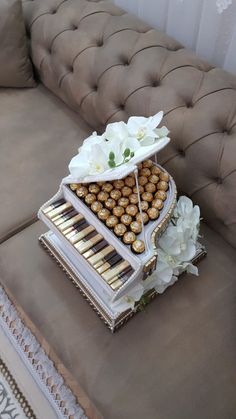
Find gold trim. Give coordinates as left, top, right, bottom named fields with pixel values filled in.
left=39, top=234, right=206, bottom=332
left=0, top=357, right=36, bottom=418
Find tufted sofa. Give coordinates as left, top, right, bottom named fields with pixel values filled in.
left=1, top=1, right=236, bottom=418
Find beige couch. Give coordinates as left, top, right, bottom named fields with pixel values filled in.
left=1, top=1, right=236, bottom=418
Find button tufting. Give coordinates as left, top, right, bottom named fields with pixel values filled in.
left=179, top=149, right=185, bottom=157
left=72, top=24, right=78, bottom=30
left=186, top=101, right=193, bottom=108
left=152, top=80, right=159, bottom=87
left=97, top=40, right=103, bottom=47
left=120, top=104, right=125, bottom=110
left=93, top=84, right=98, bottom=91
left=51, top=9, right=57, bottom=14
left=68, top=65, right=73, bottom=73
left=216, top=177, right=222, bottom=184
left=223, top=128, right=230, bottom=135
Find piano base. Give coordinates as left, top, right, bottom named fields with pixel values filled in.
left=39, top=231, right=207, bottom=332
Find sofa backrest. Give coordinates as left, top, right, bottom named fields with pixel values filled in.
left=22, top=0, right=236, bottom=248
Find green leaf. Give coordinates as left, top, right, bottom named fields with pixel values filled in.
left=123, top=148, right=130, bottom=158
left=109, top=151, right=115, bottom=160
left=130, top=151, right=135, bottom=158
left=108, top=160, right=116, bottom=168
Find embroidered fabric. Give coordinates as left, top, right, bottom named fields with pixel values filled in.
left=0, top=285, right=87, bottom=419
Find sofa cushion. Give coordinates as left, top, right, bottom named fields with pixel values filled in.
left=0, top=84, right=91, bottom=243
left=0, top=220, right=235, bottom=419
left=22, top=0, right=236, bottom=248
left=0, top=0, right=35, bottom=87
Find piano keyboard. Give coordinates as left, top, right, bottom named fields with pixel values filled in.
left=43, top=199, right=134, bottom=291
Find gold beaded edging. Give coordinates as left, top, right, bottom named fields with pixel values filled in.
left=39, top=234, right=206, bottom=332
left=0, top=357, right=36, bottom=418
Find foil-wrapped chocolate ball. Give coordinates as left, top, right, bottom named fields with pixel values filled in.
left=141, top=192, right=153, bottom=203
left=113, top=206, right=125, bottom=217
left=120, top=214, right=132, bottom=226
left=76, top=186, right=88, bottom=199
left=105, top=198, right=116, bottom=210
left=132, top=239, right=145, bottom=254
left=140, top=200, right=149, bottom=212
left=91, top=201, right=103, bottom=213
left=70, top=183, right=79, bottom=191
left=145, top=182, right=156, bottom=193
left=157, top=181, right=169, bottom=191
left=118, top=197, right=129, bottom=208
left=142, top=159, right=153, bottom=168
left=130, top=221, right=142, bottom=234
left=106, top=215, right=119, bottom=228
left=125, top=176, right=136, bottom=187
left=88, top=183, right=100, bottom=194
left=97, top=191, right=109, bottom=202
left=123, top=231, right=136, bottom=245
left=97, top=182, right=104, bottom=187
left=137, top=163, right=143, bottom=170
left=122, top=186, right=132, bottom=197
left=110, top=189, right=122, bottom=200
left=126, top=204, right=138, bottom=217
left=148, top=174, right=159, bottom=184
left=138, top=176, right=148, bottom=186
left=136, top=212, right=149, bottom=225
left=151, top=166, right=161, bottom=176
left=98, top=208, right=110, bottom=221
left=147, top=207, right=159, bottom=220
left=102, top=183, right=113, bottom=193
left=160, top=172, right=170, bottom=182
left=113, top=180, right=125, bottom=190
left=152, top=198, right=164, bottom=210
left=85, top=193, right=97, bottom=205
left=140, top=168, right=151, bottom=178
left=114, top=223, right=127, bottom=237
left=133, top=185, right=144, bottom=194
left=154, top=190, right=167, bottom=201
left=129, top=193, right=139, bottom=204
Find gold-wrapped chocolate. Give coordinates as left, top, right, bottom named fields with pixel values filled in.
left=85, top=193, right=97, bottom=205
left=118, top=197, right=129, bottom=208
left=159, top=172, right=170, bottom=182
left=76, top=186, right=88, bottom=199
left=120, top=214, right=132, bottom=226
left=91, top=201, right=103, bottom=213
left=70, top=183, right=80, bottom=191
left=138, top=176, right=148, bottom=186
left=113, top=180, right=124, bottom=190
left=105, top=198, right=116, bottom=210
left=130, top=221, right=142, bottom=234
left=125, top=176, right=135, bottom=187
left=114, top=223, right=127, bottom=237
left=113, top=206, right=125, bottom=217
left=136, top=212, right=149, bottom=225
left=145, top=182, right=156, bottom=193
left=133, top=185, right=144, bottom=194
left=147, top=207, right=159, bottom=220
left=126, top=204, right=138, bottom=217
left=123, top=231, right=136, bottom=245
left=154, top=190, right=167, bottom=201
left=137, top=163, right=143, bottom=170
left=142, top=159, right=153, bottom=168
left=97, top=191, right=109, bottom=202
left=98, top=208, right=110, bottom=221
left=88, top=183, right=100, bottom=194
left=152, top=198, right=164, bottom=210
left=141, top=192, right=153, bottom=202
left=129, top=193, right=139, bottom=204
left=148, top=174, right=159, bottom=184
left=132, top=239, right=145, bottom=254
left=140, top=168, right=151, bottom=177
left=102, top=183, right=113, bottom=193
left=151, top=165, right=161, bottom=176
left=110, top=189, right=122, bottom=200
left=157, top=181, right=168, bottom=191
left=122, top=186, right=132, bottom=197
left=140, top=200, right=149, bottom=211
left=106, top=215, right=119, bottom=228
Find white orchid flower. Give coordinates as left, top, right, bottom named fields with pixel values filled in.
left=110, top=283, right=144, bottom=313
left=127, top=111, right=169, bottom=146
left=78, top=131, right=105, bottom=152
left=68, top=149, right=90, bottom=178
left=105, top=121, right=140, bottom=165
left=158, top=225, right=197, bottom=262
left=87, top=143, right=109, bottom=175
left=174, top=196, right=200, bottom=241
